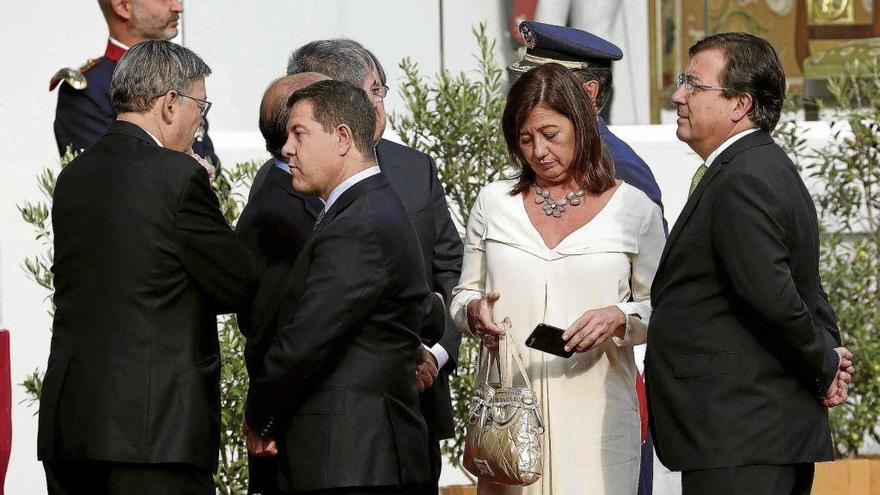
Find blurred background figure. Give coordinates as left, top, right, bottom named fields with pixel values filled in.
left=50, top=0, right=219, bottom=164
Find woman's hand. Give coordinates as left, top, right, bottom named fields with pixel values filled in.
left=466, top=292, right=507, bottom=350
left=562, top=306, right=626, bottom=353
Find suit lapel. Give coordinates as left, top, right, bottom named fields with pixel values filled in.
left=266, top=167, right=323, bottom=219
left=656, top=131, right=774, bottom=283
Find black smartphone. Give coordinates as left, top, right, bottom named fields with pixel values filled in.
left=525, top=323, right=575, bottom=358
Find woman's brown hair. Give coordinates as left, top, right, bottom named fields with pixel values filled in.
left=502, top=63, right=615, bottom=196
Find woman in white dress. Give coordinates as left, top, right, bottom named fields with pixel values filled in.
left=450, top=63, right=665, bottom=495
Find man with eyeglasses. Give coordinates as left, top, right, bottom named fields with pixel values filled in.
left=38, top=40, right=256, bottom=495
left=646, top=33, right=852, bottom=495
left=243, top=39, right=462, bottom=495
left=51, top=0, right=219, bottom=166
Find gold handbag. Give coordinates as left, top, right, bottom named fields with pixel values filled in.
left=463, top=327, right=544, bottom=486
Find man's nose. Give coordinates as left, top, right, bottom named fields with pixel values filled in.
left=671, top=84, right=688, bottom=106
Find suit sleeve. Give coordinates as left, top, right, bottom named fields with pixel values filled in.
left=246, top=217, right=388, bottom=436
left=816, top=283, right=841, bottom=346
left=711, top=170, right=839, bottom=396
left=427, top=156, right=464, bottom=369
left=174, top=166, right=257, bottom=314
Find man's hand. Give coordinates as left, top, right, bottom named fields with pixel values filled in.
left=188, top=149, right=216, bottom=181
left=415, top=348, right=439, bottom=392
left=823, top=347, right=854, bottom=408
left=242, top=419, right=277, bottom=456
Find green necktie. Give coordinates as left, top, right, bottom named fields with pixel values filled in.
left=688, top=164, right=708, bottom=197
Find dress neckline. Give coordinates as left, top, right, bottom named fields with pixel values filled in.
left=519, top=181, right=625, bottom=251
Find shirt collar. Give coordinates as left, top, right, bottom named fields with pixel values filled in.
left=108, top=37, right=130, bottom=50
left=106, top=37, right=129, bottom=62
left=274, top=158, right=290, bottom=174
left=143, top=128, right=163, bottom=147
left=323, top=165, right=381, bottom=211
left=705, top=128, right=758, bottom=167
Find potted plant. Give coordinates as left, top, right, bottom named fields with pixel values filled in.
left=390, top=24, right=513, bottom=494
left=776, top=59, right=880, bottom=495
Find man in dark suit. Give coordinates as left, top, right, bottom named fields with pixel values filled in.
left=645, top=33, right=853, bottom=495
left=244, top=80, right=435, bottom=494
left=38, top=40, right=256, bottom=494
left=236, top=72, right=328, bottom=495
left=51, top=0, right=218, bottom=163
left=249, top=39, right=463, bottom=493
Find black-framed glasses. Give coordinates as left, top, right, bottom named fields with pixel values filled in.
left=676, top=73, right=728, bottom=96
left=178, top=92, right=212, bottom=119
left=370, top=82, right=390, bottom=99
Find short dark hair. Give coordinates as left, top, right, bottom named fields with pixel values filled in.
left=502, top=63, right=615, bottom=196
left=689, top=32, right=785, bottom=132
left=571, top=67, right=613, bottom=113
left=287, top=80, right=376, bottom=159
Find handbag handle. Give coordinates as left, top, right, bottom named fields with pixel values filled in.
left=497, top=321, right=532, bottom=390
left=475, top=336, right=502, bottom=388
left=474, top=321, right=533, bottom=390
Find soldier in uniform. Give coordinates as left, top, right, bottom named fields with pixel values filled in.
left=50, top=0, right=218, bottom=164
left=507, top=21, right=666, bottom=495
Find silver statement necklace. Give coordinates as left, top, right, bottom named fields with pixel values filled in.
left=532, top=184, right=586, bottom=218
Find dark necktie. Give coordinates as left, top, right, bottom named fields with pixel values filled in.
left=313, top=208, right=326, bottom=231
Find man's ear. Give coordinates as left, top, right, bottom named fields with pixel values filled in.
left=582, top=80, right=600, bottom=107
left=110, top=0, right=134, bottom=21
left=159, top=91, right=179, bottom=124
left=731, top=92, right=754, bottom=123
left=335, top=124, right=354, bottom=156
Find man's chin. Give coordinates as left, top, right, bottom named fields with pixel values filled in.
left=675, top=126, right=690, bottom=143
left=161, top=28, right=179, bottom=40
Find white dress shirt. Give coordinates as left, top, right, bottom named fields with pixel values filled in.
left=705, top=128, right=758, bottom=168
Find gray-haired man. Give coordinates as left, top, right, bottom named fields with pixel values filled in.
left=247, top=39, right=462, bottom=494
left=38, top=40, right=256, bottom=494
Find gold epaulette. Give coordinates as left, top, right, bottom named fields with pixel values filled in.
left=49, top=58, right=99, bottom=91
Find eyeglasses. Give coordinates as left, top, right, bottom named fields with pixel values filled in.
left=676, top=73, right=728, bottom=95
left=370, top=82, right=390, bottom=99
left=177, top=92, right=212, bottom=119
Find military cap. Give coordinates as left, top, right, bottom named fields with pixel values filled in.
left=508, top=21, right=623, bottom=74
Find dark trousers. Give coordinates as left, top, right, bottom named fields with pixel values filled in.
left=248, top=454, right=280, bottom=495
left=637, top=433, right=654, bottom=495
left=682, top=463, right=814, bottom=495
left=287, top=486, right=426, bottom=495
left=43, top=459, right=214, bottom=495
left=420, top=427, right=442, bottom=495
left=247, top=439, right=441, bottom=495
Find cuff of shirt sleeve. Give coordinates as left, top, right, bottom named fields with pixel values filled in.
left=452, top=291, right=484, bottom=338
left=612, top=303, right=643, bottom=347
left=424, top=343, right=450, bottom=370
